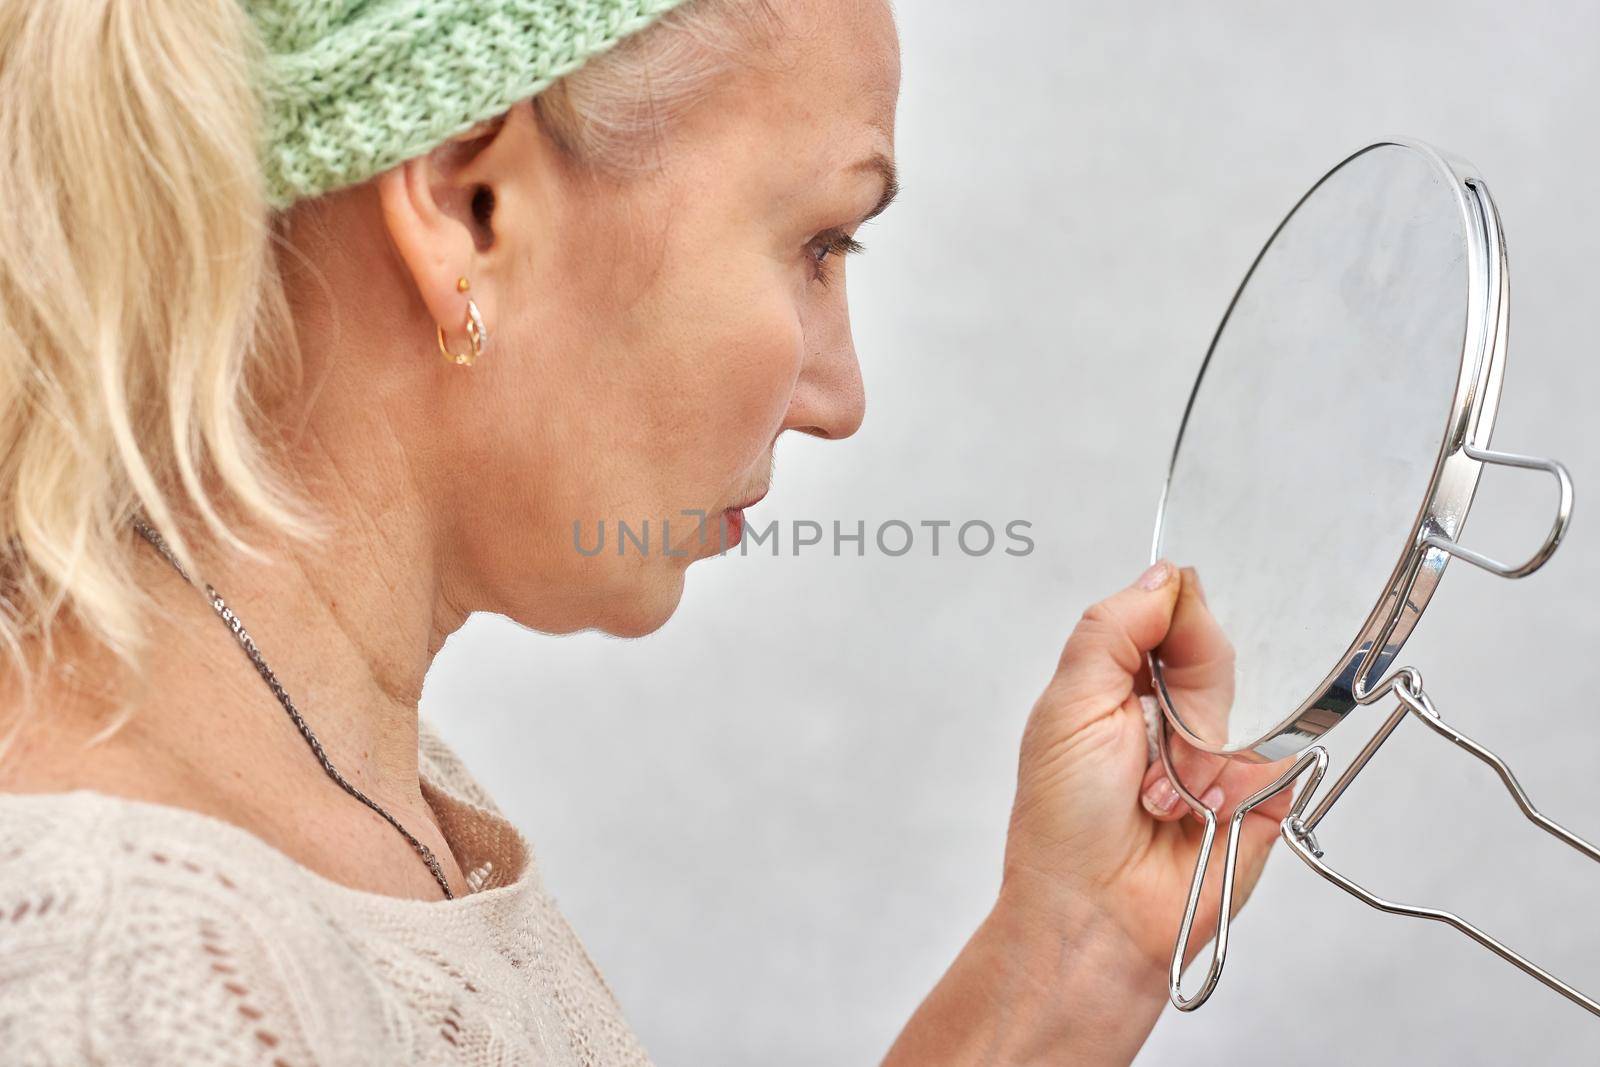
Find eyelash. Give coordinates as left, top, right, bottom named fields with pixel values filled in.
left=808, top=229, right=867, bottom=286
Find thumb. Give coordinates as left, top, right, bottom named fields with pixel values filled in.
left=1047, top=560, right=1182, bottom=734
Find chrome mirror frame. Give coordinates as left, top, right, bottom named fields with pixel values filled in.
left=1151, top=140, right=1569, bottom=764
left=1145, top=138, right=1585, bottom=1017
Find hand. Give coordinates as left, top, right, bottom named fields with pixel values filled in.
left=883, top=560, right=1294, bottom=1067
left=1001, top=560, right=1293, bottom=1028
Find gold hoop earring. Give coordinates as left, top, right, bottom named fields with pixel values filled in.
left=437, top=276, right=488, bottom=366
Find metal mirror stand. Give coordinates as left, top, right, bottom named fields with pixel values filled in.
left=1156, top=179, right=1598, bottom=1018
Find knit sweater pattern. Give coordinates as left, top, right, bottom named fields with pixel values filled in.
left=0, top=719, right=651, bottom=1066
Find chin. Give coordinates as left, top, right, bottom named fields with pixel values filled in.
left=593, top=569, right=687, bottom=638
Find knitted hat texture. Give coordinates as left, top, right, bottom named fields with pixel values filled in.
left=249, top=0, right=691, bottom=208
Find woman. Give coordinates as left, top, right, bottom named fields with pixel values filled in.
left=0, top=1, right=1291, bottom=1063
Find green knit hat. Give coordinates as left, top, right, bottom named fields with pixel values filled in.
left=249, top=0, right=692, bottom=208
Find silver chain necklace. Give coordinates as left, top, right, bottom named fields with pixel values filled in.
left=131, top=517, right=454, bottom=900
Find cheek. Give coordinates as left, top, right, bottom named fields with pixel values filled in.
left=458, top=232, right=804, bottom=566
left=717, top=308, right=804, bottom=440
left=623, top=241, right=805, bottom=488
left=679, top=294, right=804, bottom=482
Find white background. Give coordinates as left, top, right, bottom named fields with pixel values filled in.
left=426, top=3, right=1600, bottom=1062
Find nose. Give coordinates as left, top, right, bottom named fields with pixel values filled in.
left=783, top=323, right=866, bottom=441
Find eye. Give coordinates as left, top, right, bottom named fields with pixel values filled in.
left=807, top=228, right=866, bottom=285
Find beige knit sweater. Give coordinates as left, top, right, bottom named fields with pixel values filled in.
left=0, top=719, right=653, bottom=1067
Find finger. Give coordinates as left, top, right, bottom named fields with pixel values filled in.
left=1138, top=724, right=1230, bottom=821
left=1048, top=559, right=1183, bottom=737
left=1155, top=567, right=1237, bottom=751
left=1137, top=565, right=1236, bottom=819
left=1217, top=756, right=1298, bottom=823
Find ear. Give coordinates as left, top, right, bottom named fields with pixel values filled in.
left=377, top=127, right=503, bottom=363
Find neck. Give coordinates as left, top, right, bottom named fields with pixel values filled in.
left=10, top=405, right=470, bottom=857
left=137, top=494, right=455, bottom=801
left=191, top=393, right=471, bottom=781
left=0, top=212, right=475, bottom=896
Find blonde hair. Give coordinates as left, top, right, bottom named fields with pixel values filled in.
left=0, top=0, right=779, bottom=740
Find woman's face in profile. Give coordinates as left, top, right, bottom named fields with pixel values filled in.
left=423, top=0, right=902, bottom=639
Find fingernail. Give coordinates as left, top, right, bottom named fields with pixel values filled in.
left=1142, top=776, right=1179, bottom=815
left=1200, top=785, right=1225, bottom=811
left=1137, top=560, right=1172, bottom=591
left=1187, top=568, right=1208, bottom=606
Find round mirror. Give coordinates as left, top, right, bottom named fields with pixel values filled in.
left=1151, top=141, right=1501, bottom=760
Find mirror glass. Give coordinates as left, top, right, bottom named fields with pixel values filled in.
left=1154, top=144, right=1471, bottom=754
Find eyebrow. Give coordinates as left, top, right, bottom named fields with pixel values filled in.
left=854, top=151, right=900, bottom=223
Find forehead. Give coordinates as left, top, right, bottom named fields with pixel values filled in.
left=719, top=0, right=901, bottom=151
left=639, top=1, right=900, bottom=228
left=763, top=0, right=901, bottom=133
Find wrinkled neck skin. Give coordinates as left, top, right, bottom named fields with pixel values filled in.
left=142, top=303, right=464, bottom=840
left=130, top=430, right=461, bottom=820
left=2, top=227, right=474, bottom=897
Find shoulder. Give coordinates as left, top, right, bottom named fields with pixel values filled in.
left=0, top=792, right=393, bottom=1065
